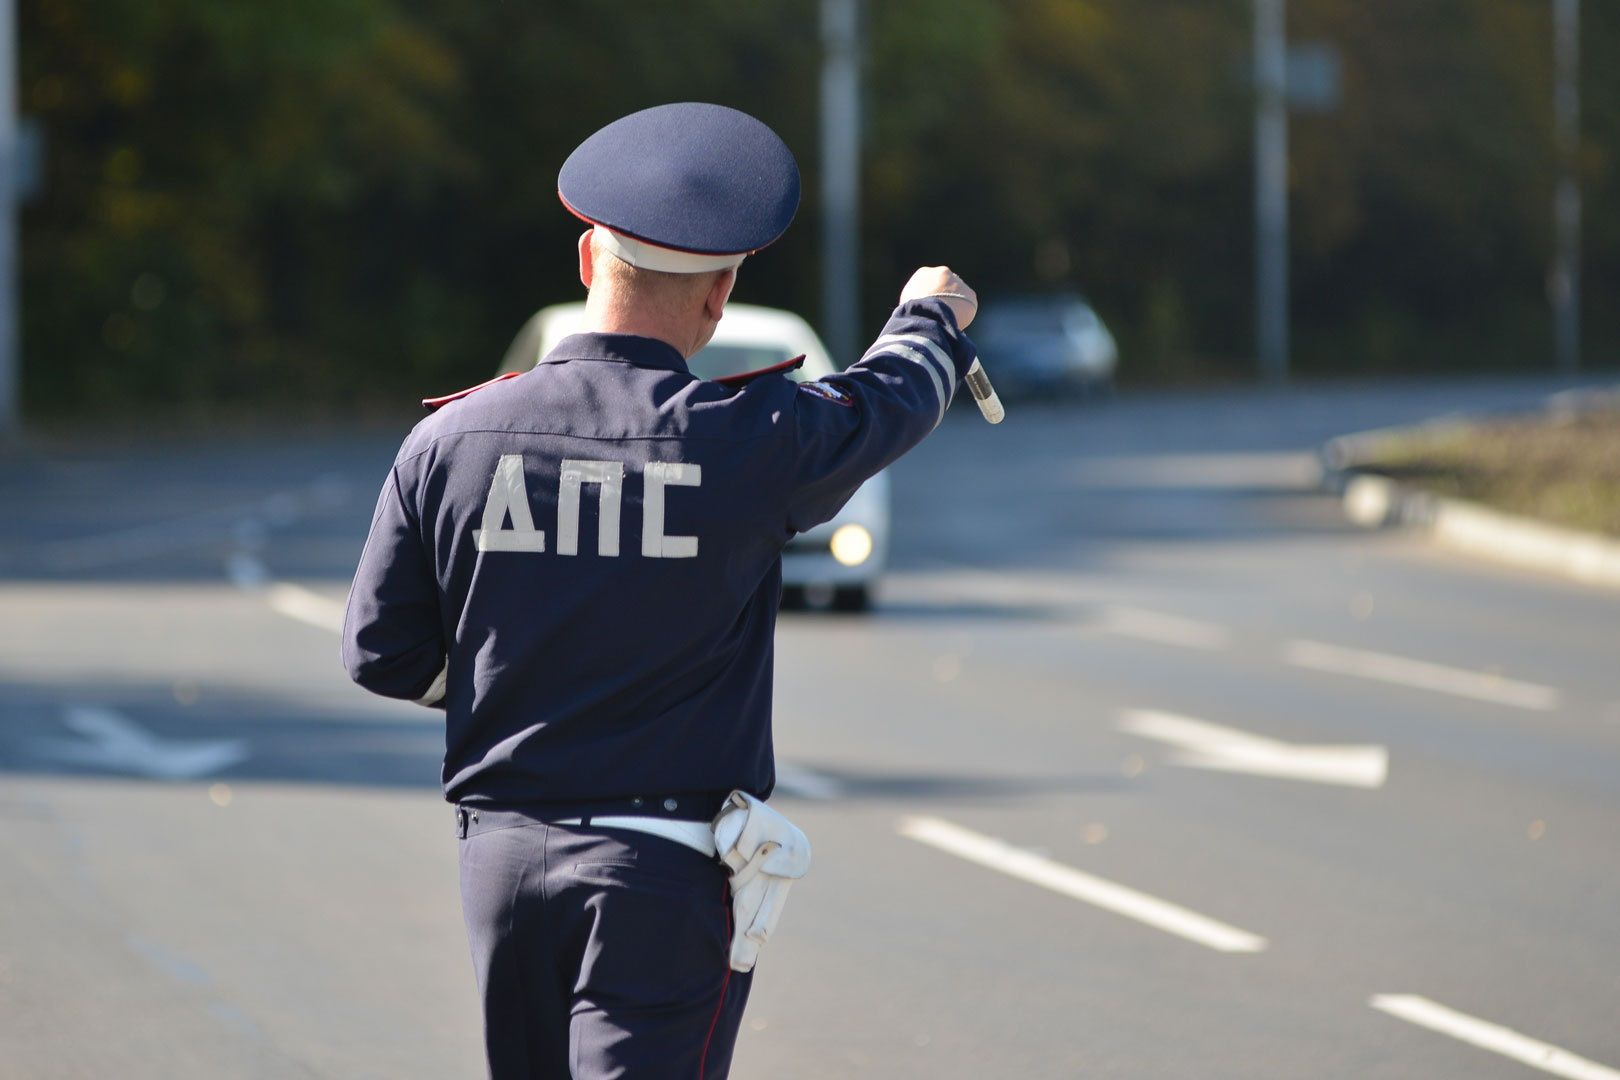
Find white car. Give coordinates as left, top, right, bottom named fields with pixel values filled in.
left=497, top=302, right=890, bottom=611
left=970, top=293, right=1118, bottom=399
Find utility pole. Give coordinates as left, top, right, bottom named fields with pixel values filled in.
left=820, top=0, right=861, bottom=366
left=0, top=0, right=17, bottom=441
left=1551, top=0, right=1581, bottom=376
left=1253, top=0, right=1289, bottom=382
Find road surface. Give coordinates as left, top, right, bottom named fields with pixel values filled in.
left=1, top=377, right=1616, bottom=1078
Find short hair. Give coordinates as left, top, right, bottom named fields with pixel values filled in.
left=590, top=231, right=725, bottom=307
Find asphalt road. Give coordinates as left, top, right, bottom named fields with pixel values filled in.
left=1, top=377, right=1617, bottom=1079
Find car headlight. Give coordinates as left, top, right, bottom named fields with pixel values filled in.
left=829, top=524, right=873, bottom=567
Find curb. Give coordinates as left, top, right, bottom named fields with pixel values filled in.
left=1321, top=386, right=1620, bottom=592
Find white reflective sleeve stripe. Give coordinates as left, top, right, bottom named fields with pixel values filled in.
left=557, top=459, right=624, bottom=557
left=473, top=454, right=545, bottom=552
left=414, top=662, right=448, bottom=707
left=861, top=342, right=946, bottom=426
left=641, top=462, right=702, bottom=558
left=552, top=816, right=717, bottom=858
left=862, top=334, right=958, bottom=428
left=866, top=333, right=959, bottom=406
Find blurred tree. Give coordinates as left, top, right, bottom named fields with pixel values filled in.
left=404, top=0, right=821, bottom=380
left=1579, top=0, right=1620, bottom=368
left=22, top=0, right=467, bottom=412
left=1290, top=0, right=1562, bottom=372
left=17, top=0, right=1620, bottom=416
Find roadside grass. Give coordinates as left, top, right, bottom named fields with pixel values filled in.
left=1359, top=406, right=1620, bottom=539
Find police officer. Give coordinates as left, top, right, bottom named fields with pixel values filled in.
left=342, top=102, right=979, bottom=1078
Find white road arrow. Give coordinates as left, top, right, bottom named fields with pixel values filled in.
left=1118, top=709, right=1388, bottom=789
left=33, top=706, right=250, bottom=781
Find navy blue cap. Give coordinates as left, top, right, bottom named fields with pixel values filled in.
left=559, top=103, right=801, bottom=273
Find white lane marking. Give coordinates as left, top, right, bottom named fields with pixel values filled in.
left=1099, top=607, right=1232, bottom=651
left=903, top=568, right=1236, bottom=651
left=31, top=706, right=249, bottom=780
left=773, top=763, right=843, bottom=801
left=1118, top=709, right=1388, bottom=789
left=1371, top=995, right=1620, bottom=1080
left=1285, top=640, right=1561, bottom=711
left=898, top=815, right=1267, bottom=954
left=265, top=583, right=347, bottom=634
left=226, top=544, right=347, bottom=635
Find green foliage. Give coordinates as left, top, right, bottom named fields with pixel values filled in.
left=23, top=0, right=465, bottom=410
left=18, top=0, right=1620, bottom=415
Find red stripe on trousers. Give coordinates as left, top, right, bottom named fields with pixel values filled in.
left=698, top=881, right=734, bottom=1078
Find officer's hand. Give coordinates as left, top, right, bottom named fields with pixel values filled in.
left=899, top=266, right=978, bottom=330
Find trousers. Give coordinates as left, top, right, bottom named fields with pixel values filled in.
left=458, top=811, right=752, bottom=1079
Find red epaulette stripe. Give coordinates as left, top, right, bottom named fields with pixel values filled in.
left=421, top=371, right=523, bottom=410
left=714, top=354, right=806, bottom=388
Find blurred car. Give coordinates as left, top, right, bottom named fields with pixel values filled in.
left=497, top=302, right=889, bottom=611
left=968, top=293, right=1118, bottom=399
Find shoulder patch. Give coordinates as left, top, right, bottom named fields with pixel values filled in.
left=798, top=381, right=854, bottom=407
left=714, top=354, right=806, bottom=388
left=421, top=371, right=523, bottom=411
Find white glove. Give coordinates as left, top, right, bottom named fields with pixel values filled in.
left=712, top=792, right=812, bottom=973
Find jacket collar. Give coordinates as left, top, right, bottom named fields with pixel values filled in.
left=543, top=332, right=690, bottom=375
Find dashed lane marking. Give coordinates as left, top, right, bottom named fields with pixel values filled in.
left=902, top=569, right=1233, bottom=651
left=265, top=584, right=347, bottom=635
left=924, top=567, right=1572, bottom=709
left=227, top=547, right=346, bottom=635
left=1371, top=995, right=1620, bottom=1080
left=1098, top=606, right=1233, bottom=651
left=1285, top=639, right=1561, bottom=711
left=898, top=815, right=1267, bottom=954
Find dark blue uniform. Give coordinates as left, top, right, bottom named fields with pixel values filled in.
left=344, top=299, right=969, bottom=806
left=343, top=299, right=972, bottom=1077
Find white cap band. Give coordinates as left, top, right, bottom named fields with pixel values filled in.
left=595, top=227, right=746, bottom=274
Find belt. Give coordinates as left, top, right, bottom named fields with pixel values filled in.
left=554, top=816, right=717, bottom=859
left=455, top=791, right=728, bottom=825
left=455, top=804, right=718, bottom=859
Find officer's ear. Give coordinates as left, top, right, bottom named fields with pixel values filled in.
left=703, top=268, right=736, bottom=322
left=578, top=230, right=596, bottom=289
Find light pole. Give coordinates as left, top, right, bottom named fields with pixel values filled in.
left=0, top=0, right=17, bottom=441
left=1551, top=0, right=1581, bottom=376
left=820, top=0, right=861, bottom=366
left=1253, top=0, right=1289, bottom=382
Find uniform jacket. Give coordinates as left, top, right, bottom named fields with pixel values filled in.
left=342, top=298, right=973, bottom=806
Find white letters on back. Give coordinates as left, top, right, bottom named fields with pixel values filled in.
left=642, top=462, right=702, bottom=559
left=475, top=456, right=698, bottom=559
left=557, top=459, right=624, bottom=557
left=474, top=454, right=546, bottom=552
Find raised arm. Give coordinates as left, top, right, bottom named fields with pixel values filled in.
left=786, top=267, right=979, bottom=533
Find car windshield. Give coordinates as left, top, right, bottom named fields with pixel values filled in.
left=687, top=343, right=808, bottom=383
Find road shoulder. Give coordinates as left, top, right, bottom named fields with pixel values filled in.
left=1320, top=390, right=1620, bottom=591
